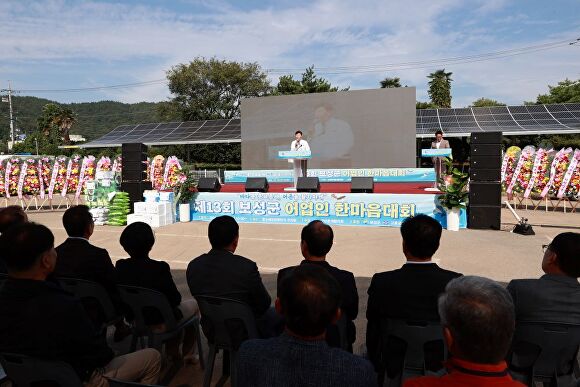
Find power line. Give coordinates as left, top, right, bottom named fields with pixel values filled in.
left=7, top=36, right=580, bottom=93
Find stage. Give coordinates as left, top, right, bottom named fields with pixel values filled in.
left=188, top=168, right=467, bottom=228
left=220, top=182, right=438, bottom=195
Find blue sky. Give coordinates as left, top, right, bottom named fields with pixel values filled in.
left=1, top=0, right=579, bottom=107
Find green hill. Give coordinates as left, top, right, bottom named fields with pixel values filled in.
left=0, top=96, right=161, bottom=142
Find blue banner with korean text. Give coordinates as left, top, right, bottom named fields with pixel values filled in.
left=189, top=192, right=465, bottom=228
left=224, top=168, right=435, bottom=183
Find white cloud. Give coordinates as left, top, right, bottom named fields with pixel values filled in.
left=0, top=0, right=578, bottom=106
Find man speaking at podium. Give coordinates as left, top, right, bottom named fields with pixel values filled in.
left=289, top=130, right=310, bottom=187
left=431, top=130, right=450, bottom=183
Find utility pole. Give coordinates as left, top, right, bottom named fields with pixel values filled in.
left=1, top=81, right=15, bottom=151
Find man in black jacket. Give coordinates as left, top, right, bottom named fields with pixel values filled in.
left=366, top=215, right=462, bottom=379
left=53, top=205, right=128, bottom=339
left=187, top=216, right=274, bottom=337
left=0, top=222, right=160, bottom=385
left=277, top=220, right=358, bottom=351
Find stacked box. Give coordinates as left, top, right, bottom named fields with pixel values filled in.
left=132, top=201, right=174, bottom=228
left=143, top=190, right=160, bottom=202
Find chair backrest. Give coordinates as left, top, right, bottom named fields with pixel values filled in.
left=0, top=353, right=82, bottom=387
left=381, top=319, right=446, bottom=377
left=509, top=321, right=580, bottom=381
left=117, top=285, right=177, bottom=332
left=196, top=295, right=259, bottom=350
left=56, top=277, right=118, bottom=325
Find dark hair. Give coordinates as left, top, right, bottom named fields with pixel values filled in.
left=0, top=222, right=54, bottom=272
left=400, top=215, right=442, bottom=259
left=550, top=232, right=580, bottom=277
left=301, top=220, right=333, bottom=257
left=62, top=205, right=93, bottom=237
left=278, top=264, right=341, bottom=337
left=435, top=130, right=443, bottom=136
left=120, top=222, right=155, bottom=257
left=208, top=216, right=239, bottom=249
left=0, top=205, right=28, bottom=233
left=295, top=130, right=303, bottom=136
left=439, top=276, right=515, bottom=364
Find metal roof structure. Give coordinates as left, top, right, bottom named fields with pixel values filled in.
left=79, top=103, right=580, bottom=148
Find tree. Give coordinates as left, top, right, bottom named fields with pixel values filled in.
left=36, top=103, right=77, bottom=145
left=471, top=97, right=506, bottom=107
left=163, top=57, right=272, bottom=121
left=535, top=78, right=580, bottom=104
left=275, top=66, right=348, bottom=95
left=380, top=77, right=401, bottom=88
left=427, top=69, right=453, bottom=108
left=416, top=101, right=437, bottom=109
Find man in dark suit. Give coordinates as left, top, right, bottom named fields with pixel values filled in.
left=238, top=265, right=376, bottom=387
left=431, top=130, right=450, bottom=184
left=277, top=220, right=358, bottom=351
left=187, top=215, right=273, bottom=336
left=507, top=232, right=580, bottom=324
left=0, top=222, right=161, bottom=385
left=366, top=214, right=462, bottom=379
left=53, top=205, right=127, bottom=339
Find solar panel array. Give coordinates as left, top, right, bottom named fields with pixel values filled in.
left=80, top=119, right=241, bottom=148
left=416, top=103, right=580, bottom=137
left=80, top=104, right=580, bottom=148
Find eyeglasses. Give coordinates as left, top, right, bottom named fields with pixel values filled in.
left=542, top=244, right=550, bottom=253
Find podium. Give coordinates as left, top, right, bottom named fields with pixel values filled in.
left=421, top=148, right=452, bottom=191
left=278, top=150, right=312, bottom=190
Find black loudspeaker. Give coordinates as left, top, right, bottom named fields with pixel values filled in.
left=469, top=182, right=501, bottom=206
left=122, top=168, right=147, bottom=181
left=470, top=169, right=501, bottom=182
left=350, top=177, right=374, bottom=193
left=122, top=143, right=147, bottom=164
left=471, top=144, right=502, bottom=157
left=468, top=206, right=501, bottom=230
left=297, top=177, right=320, bottom=192
left=471, top=132, right=502, bottom=144
left=245, top=177, right=269, bottom=193
left=122, top=181, right=152, bottom=205
left=471, top=155, right=502, bottom=170
left=197, top=177, right=221, bottom=192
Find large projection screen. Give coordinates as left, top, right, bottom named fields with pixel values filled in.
left=241, top=87, right=416, bottom=170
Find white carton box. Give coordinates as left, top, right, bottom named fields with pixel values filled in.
left=133, top=202, right=147, bottom=214
left=143, top=190, right=160, bottom=202
left=145, top=202, right=166, bottom=215
left=127, top=213, right=153, bottom=225
left=159, top=191, right=175, bottom=202
left=150, top=214, right=166, bottom=228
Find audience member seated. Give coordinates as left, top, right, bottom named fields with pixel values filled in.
left=0, top=205, right=28, bottom=273
left=404, top=276, right=524, bottom=387
left=0, top=222, right=161, bottom=386
left=507, top=232, right=580, bottom=323
left=366, top=214, right=462, bottom=377
left=187, top=215, right=278, bottom=338
left=277, top=220, right=358, bottom=351
left=116, top=221, right=199, bottom=363
left=238, top=264, right=376, bottom=387
left=52, top=205, right=128, bottom=339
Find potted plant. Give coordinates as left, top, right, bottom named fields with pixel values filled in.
left=437, top=157, right=469, bottom=231
left=175, top=171, right=197, bottom=222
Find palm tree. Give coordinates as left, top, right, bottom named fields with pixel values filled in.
left=427, top=69, right=453, bottom=108
left=37, top=103, right=77, bottom=145
left=380, top=77, right=401, bottom=88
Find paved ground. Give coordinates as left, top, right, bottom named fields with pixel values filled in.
left=27, top=208, right=580, bottom=386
